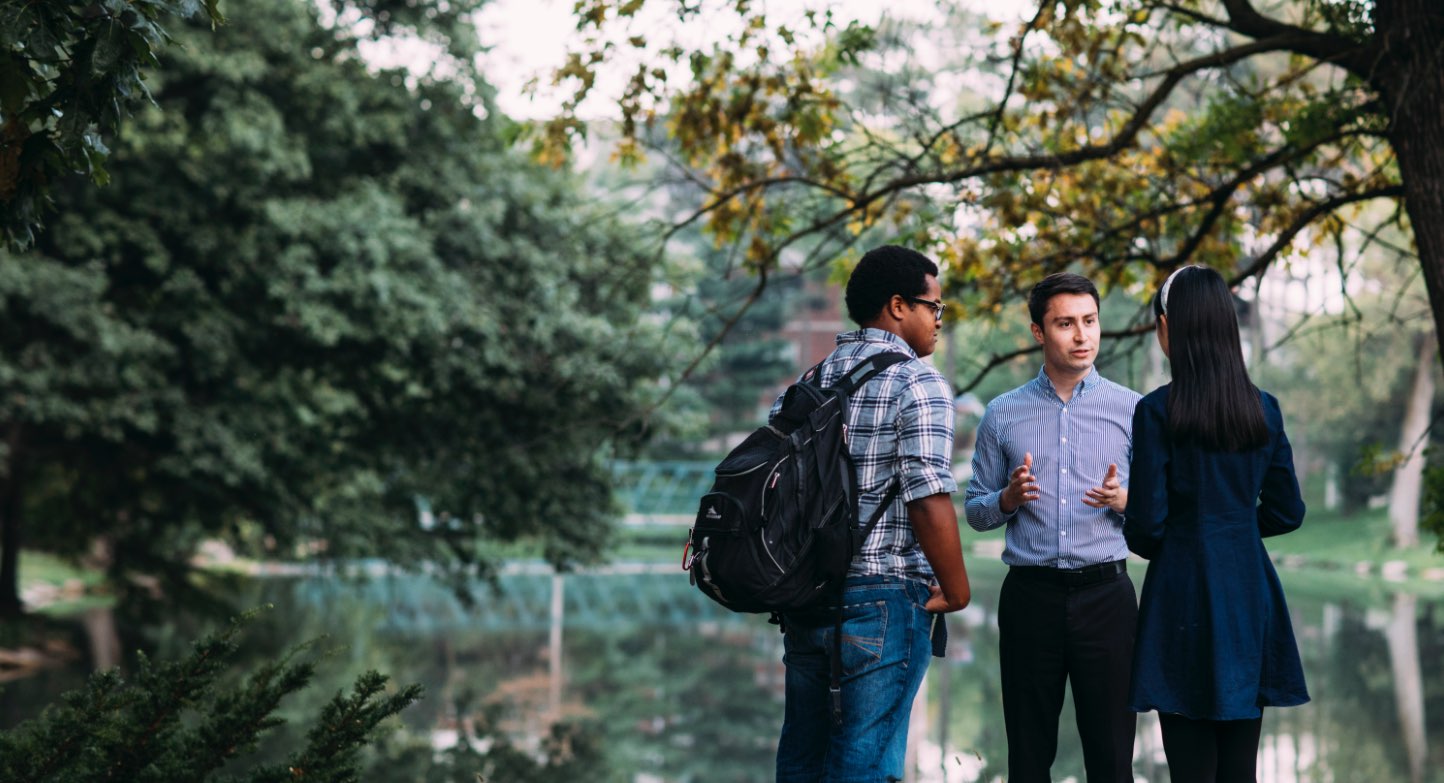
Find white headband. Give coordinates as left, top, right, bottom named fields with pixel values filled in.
left=1159, top=265, right=1203, bottom=315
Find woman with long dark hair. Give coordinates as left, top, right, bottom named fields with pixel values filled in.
left=1124, top=265, right=1309, bottom=782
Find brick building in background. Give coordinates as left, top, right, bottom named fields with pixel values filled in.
left=751, top=276, right=847, bottom=425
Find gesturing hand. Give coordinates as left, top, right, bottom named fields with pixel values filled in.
left=1000, top=452, right=1039, bottom=514
left=1083, top=463, right=1127, bottom=513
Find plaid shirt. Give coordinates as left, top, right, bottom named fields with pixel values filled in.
left=770, top=328, right=958, bottom=581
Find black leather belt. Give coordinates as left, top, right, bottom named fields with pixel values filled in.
left=1009, top=559, right=1126, bottom=587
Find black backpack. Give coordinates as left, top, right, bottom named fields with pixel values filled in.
left=683, top=351, right=910, bottom=615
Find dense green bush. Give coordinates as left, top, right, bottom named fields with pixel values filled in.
left=0, top=613, right=419, bottom=782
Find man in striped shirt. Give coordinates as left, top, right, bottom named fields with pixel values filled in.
left=774, top=245, right=971, bottom=783
left=965, top=273, right=1142, bottom=783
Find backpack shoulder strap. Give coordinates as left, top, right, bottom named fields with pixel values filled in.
left=841, top=351, right=916, bottom=545
left=770, top=359, right=830, bottom=430
left=798, top=358, right=828, bottom=385
left=829, top=351, right=911, bottom=396
left=858, top=481, right=900, bottom=538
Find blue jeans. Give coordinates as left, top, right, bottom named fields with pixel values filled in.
left=776, top=575, right=935, bottom=783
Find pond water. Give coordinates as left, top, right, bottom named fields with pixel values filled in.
left=4, top=560, right=1442, bottom=782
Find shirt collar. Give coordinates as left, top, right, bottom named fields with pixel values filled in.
left=835, top=328, right=920, bottom=359
left=1033, top=365, right=1101, bottom=399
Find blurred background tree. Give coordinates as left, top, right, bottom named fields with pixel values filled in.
left=0, top=0, right=673, bottom=615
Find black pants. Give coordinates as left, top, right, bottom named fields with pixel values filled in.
left=998, top=564, right=1137, bottom=783
left=1158, top=713, right=1263, bottom=783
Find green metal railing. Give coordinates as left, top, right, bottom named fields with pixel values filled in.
left=611, top=460, right=715, bottom=523
left=288, top=569, right=734, bottom=634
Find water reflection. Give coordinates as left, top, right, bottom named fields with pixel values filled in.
left=4, top=565, right=1442, bottom=782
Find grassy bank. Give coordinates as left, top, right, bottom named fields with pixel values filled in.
left=15, top=551, right=109, bottom=615
left=1260, top=506, right=1439, bottom=569
left=1259, top=505, right=1444, bottom=599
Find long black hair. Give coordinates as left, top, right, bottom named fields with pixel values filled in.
left=1154, top=266, right=1268, bottom=451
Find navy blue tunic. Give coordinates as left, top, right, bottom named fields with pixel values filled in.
left=1124, top=386, right=1309, bottom=720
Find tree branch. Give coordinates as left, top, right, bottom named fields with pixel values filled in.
left=1217, top=0, right=1376, bottom=79
left=856, top=34, right=1336, bottom=215
left=633, top=267, right=775, bottom=423
left=1233, top=185, right=1408, bottom=283
left=1147, top=2, right=1228, bottom=27
left=983, top=0, right=1051, bottom=155
left=951, top=322, right=1158, bottom=394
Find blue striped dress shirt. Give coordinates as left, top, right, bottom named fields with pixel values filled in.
left=965, top=366, right=1141, bottom=568
left=771, top=328, right=958, bottom=582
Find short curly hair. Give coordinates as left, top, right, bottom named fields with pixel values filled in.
left=845, top=245, right=939, bottom=325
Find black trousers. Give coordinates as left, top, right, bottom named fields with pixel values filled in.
left=1158, top=713, right=1263, bottom=783
left=998, top=564, right=1137, bottom=783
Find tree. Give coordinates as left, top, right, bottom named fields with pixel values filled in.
left=1388, top=334, right=1436, bottom=547
left=0, top=0, right=671, bottom=614
left=645, top=234, right=805, bottom=456
left=0, top=613, right=422, bottom=782
left=543, top=0, right=1443, bottom=385
left=0, top=0, right=224, bottom=249
left=1247, top=230, right=1438, bottom=532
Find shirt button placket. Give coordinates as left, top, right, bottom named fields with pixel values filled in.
left=1059, top=404, right=1069, bottom=557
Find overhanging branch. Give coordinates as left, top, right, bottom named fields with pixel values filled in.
left=759, top=32, right=1346, bottom=256
left=1217, top=0, right=1376, bottom=79
left=951, top=322, right=1158, bottom=394
left=1233, top=185, right=1407, bottom=284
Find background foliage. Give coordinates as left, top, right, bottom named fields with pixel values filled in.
left=543, top=0, right=1444, bottom=374
left=0, top=0, right=224, bottom=248
left=0, top=0, right=672, bottom=612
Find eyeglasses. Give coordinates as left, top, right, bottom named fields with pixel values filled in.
left=905, top=296, right=947, bottom=323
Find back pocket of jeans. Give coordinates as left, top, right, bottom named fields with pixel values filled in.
left=838, top=599, right=888, bottom=675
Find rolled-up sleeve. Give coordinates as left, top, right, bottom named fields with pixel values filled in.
left=1108, top=427, right=1134, bottom=528
left=964, top=404, right=1015, bottom=531
left=894, top=369, right=958, bottom=503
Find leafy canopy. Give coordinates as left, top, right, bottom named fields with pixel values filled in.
left=541, top=0, right=1444, bottom=388
left=0, top=0, right=224, bottom=248
left=0, top=0, right=672, bottom=605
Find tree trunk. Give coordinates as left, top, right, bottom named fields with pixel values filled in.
left=1388, top=335, right=1435, bottom=548
left=82, top=606, right=122, bottom=671
left=0, top=427, right=22, bottom=617
left=1377, top=0, right=1444, bottom=353
left=548, top=572, right=565, bottom=721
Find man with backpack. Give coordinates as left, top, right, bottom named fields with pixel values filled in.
left=771, top=245, right=970, bottom=782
